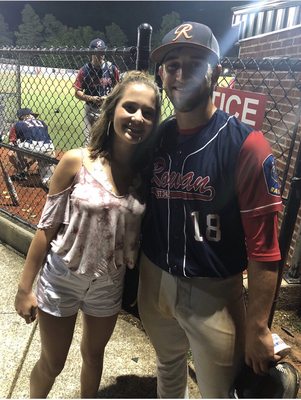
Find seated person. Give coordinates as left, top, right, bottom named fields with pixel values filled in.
left=8, top=108, right=55, bottom=188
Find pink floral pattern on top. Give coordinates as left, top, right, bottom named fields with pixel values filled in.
left=37, top=164, right=145, bottom=278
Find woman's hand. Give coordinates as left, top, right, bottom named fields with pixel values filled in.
left=14, top=287, right=38, bottom=324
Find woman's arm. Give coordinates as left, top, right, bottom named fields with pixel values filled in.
left=14, top=149, right=82, bottom=323
left=15, top=227, right=58, bottom=323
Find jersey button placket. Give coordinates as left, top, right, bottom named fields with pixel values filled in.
left=170, top=154, right=184, bottom=275
left=175, top=150, right=182, bottom=166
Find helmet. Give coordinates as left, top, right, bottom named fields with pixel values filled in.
left=229, top=362, right=300, bottom=398
left=89, top=38, right=106, bottom=50
left=17, top=108, right=39, bottom=119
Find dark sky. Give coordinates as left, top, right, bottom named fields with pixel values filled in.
left=0, top=1, right=249, bottom=54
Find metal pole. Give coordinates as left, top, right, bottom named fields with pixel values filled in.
left=280, top=85, right=301, bottom=195
left=268, top=87, right=301, bottom=326
left=280, top=85, right=301, bottom=284
left=136, top=23, right=152, bottom=71
left=282, top=85, right=301, bottom=283
left=16, top=56, right=21, bottom=109
left=285, top=222, right=301, bottom=283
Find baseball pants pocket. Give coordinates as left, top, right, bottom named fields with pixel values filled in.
left=138, top=253, right=190, bottom=398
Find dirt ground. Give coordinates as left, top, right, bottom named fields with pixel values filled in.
left=271, top=309, right=301, bottom=397
left=0, top=146, right=62, bottom=226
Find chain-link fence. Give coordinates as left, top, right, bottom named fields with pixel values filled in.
left=0, top=45, right=137, bottom=226
left=0, top=46, right=136, bottom=149
left=1, top=32, right=301, bottom=273
left=157, top=58, right=301, bottom=197
left=216, top=57, right=301, bottom=281
left=155, top=57, right=301, bottom=273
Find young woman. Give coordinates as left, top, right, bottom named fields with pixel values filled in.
left=14, top=71, right=161, bottom=398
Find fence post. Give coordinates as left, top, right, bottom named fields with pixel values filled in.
left=0, top=95, right=4, bottom=136
left=285, top=222, right=301, bottom=283
left=268, top=88, right=301, bottom=326
left=280, top=85, right=301, bottom=195
left=136, top=23, right=152, bottom=72
left=16, top=57, right=21, bottom=109
left=281, top=84, right=301, bottom=284
left=279, top=85, right=301, bottom=284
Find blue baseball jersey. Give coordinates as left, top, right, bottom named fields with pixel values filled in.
left=142, top=109, right=282, bottom=278
left=11, top=118, right=52, bottom=144
left=74, top=62, right=119, bottom=99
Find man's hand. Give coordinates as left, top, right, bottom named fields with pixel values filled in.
left=75, top=89, right=106, bottom=106
left=245, top=322, right=281, bottom=375
left=245, top=323, right=281, bottom=375
left=90, top=95, right=105, bottom=106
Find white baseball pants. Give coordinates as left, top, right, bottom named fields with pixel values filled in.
left=138, top=252, right=246, bottom=398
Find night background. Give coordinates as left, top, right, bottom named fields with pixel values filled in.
left=0, top=1, right=250, bottom=55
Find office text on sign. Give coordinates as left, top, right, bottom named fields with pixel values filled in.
left=213, top=87, right=267, bottom=130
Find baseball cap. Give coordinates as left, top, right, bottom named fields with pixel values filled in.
left=89, top=38, right=107, bottom=50
left=17, top=108, right=39, bottom=119
left=151, top=22, right=220, bottom=64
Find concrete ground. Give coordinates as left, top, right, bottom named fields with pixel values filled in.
left=0, top=213, right=200, bottom=399
left=1, top=212, right=300, bottom=399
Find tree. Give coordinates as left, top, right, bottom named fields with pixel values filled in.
left=42, top=14, right=68, bottom=47
left=105, top=23, right=127, bottom=47
left=15, top=4, right=44, bottom=47
left=51, top=25, right=104, bottom=48
left=72, top=25, right=105, bottom=47
left=152, top=11, right=181, bottom=49
left=0, top=14, right=13, bottom=46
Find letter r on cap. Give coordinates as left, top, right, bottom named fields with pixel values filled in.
left=173, top=24, right=193, bottom=41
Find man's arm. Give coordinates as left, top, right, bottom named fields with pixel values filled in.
left=245, top=260, right=281, bottom=374
left=9, top=124, right=17, bottom=144
left=74, top=89, right=103, bottom=105
left=235, top=131, right=283, bottom=374
left=113, top=64, right=120, bottom=83
left=73, top=68, right=103, bottom=105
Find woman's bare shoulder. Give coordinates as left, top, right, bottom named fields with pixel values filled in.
left=60, top=148, right=83, bottom=165
left=48, top=148, right=84, bottom=194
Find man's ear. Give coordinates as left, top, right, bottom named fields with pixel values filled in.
left=212, top=64, right=222, bottom=86
left=212, top=64, right=223, bottom=83
left=156, top=65, right=165, bottom=89
left=158, top=65, right=164, bottom=80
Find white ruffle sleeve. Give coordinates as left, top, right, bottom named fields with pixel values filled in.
left=37, top=186, right=72, bottom=229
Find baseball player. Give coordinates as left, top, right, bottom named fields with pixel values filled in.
left=74, top=38, right=120, bottom=145
left=8, top=108, right=55, bottom=189
left=138, top=22, right=283, bottom=398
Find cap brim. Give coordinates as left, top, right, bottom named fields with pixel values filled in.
left=151, top=42, right=219, bottom=64
left=18, top=112, right=39, bottom=119
left=90, top=47, right=107, bottom=50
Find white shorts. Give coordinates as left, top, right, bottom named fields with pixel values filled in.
left=36, top=252, right=125, bottom=317
left=17, top=140, right=55, bottom=154
left=16, top=140, right=56, bottom=186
